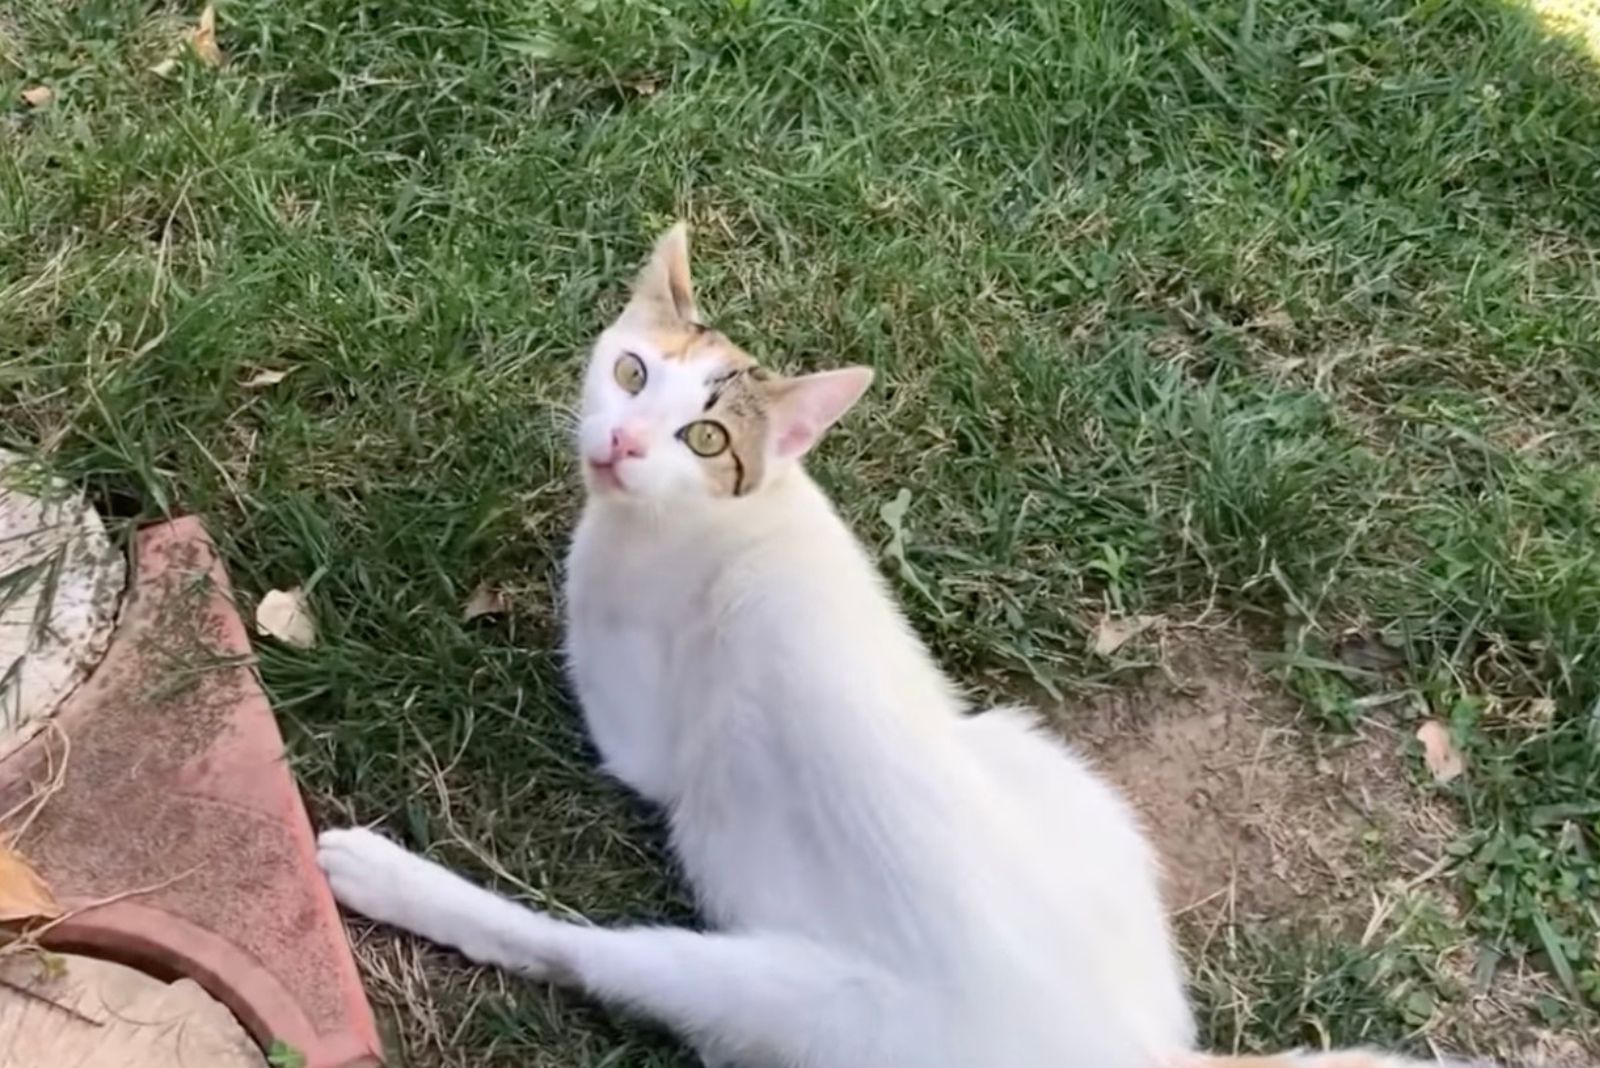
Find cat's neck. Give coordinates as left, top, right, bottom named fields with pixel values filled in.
left=578, top=463, right=827, bottom=541
left=569, top=454, right=965, bottom=755
left=570, top=463, right=882, bottom=635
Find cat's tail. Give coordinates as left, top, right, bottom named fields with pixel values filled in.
left=1167, top=1053, right=1490, bottom=1068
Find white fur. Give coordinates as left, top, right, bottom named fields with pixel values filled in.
left=574, top=317, right=718, bottom=500
left=317, top=231, right=1466, bottom=1068
left=321, top=454, right=1188, bottom=1066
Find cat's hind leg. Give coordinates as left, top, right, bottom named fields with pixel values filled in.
left=317, top=828, right=905, bottom=1067
left=958, top=706, right=1196, bottom=1051
left=958, top=706, right=1167, bottom=880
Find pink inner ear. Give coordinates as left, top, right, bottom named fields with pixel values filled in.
left=770, top=367, right=873, bottom=459
left=776, top=421, right=816, bottom=458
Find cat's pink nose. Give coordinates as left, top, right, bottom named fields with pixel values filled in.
left=609, top=426, right=647, bottom=461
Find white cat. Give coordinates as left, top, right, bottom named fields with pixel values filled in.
left=318, top=225, right=1473, bottom=1068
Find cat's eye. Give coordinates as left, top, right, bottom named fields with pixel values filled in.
left=678, top=420, right=730, bottom=458
left=614, top=353, right=647, bottom=394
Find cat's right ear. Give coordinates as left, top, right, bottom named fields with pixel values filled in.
left=624, top=222, right=699, bottom=325
left=764, top=367, right=874, bottom=459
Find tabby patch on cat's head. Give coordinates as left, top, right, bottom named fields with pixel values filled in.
left=576, top=224, right=873, bottom=503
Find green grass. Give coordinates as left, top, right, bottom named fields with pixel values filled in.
left=1193, top=892, right=1469, bottom=1057
left=4, top=0, right=1600, bottom=1063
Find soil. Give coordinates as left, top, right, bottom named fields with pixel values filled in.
left=1064, top=636, right=1454, bottom=924
left=1055, top=631, right=1596, bottom=1068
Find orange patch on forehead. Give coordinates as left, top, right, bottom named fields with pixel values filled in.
left=644, top=321, right=756, bottom=368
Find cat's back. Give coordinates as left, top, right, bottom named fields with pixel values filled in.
left=566, top=486, right=1188, bottom=1067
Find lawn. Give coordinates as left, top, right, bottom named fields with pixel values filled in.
left=4, top=0, right=1600, bottom=1064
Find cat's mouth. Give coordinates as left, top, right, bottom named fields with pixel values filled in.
left=586, top=460, right=625, bottom=493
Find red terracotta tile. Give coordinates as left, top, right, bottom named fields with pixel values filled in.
left=0, top=518, right=383, bottom=1068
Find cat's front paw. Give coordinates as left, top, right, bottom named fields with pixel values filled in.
left=317, top=826, right=455, bottom=936
left=318, top=825, right=567, bottom=981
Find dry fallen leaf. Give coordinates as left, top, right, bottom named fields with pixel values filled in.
left=193, top=3, right=223, bottom=66
left=1415, top=720, right=1465, bottom=784
left=1091, top=614, right=1161, bottom=657
left=241, top=367, right=294, bottom=389
left=462, top=583, right=507, bottom=621
left=0, top=842, right=63, bottom=922
left=1249, top=309, right=1296, bottom=334
left=149, top=58, right=181, bottom=77
left=21, top=86, right=54, bottom=108
left=1516, top=430, right=1557, bottom=455
left=255, top=588, right=316, bottom=649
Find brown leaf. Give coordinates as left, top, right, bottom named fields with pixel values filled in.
left=462, top=583, right=507, bottom=621
left=21, top=86, right=54, bottom=108
left=1415, top=720, right=1465, bottom=784
left=241, top=367, right=294, bottom=389
left=255, top=587, right=316, bottom=649
left=193, top=3, right=223, bottom=67
left=0, top=842, right=63, bottom=922
left=1249, top=309, right=1296, bottom=334
left=1091, top=614, right=1161, bottom=657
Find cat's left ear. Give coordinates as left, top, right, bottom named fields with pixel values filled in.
left=626, top=222, right=699, bottom=324
left=765, top=367, right=874, bottom=459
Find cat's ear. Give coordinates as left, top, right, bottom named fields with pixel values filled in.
left=626, top=222, right=699, bottom=324
left=765, top=367, right=874, bottom=459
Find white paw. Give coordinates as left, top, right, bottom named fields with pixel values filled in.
left=317, top=826, right=565, bottom=979
left=316, top=826, right=457, bottom=937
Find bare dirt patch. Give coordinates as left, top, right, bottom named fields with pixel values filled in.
left=1067, top=636, right=1454, bottom=924
left=1057, top=633, right=1597, bottom=1067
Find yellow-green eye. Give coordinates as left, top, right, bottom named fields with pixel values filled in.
left=613, top=353, right=647, bottom=394
left=678, top=420, right=730, bottom=458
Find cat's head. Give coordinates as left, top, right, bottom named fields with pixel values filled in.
left=577, top=224, right=872, bottom=502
